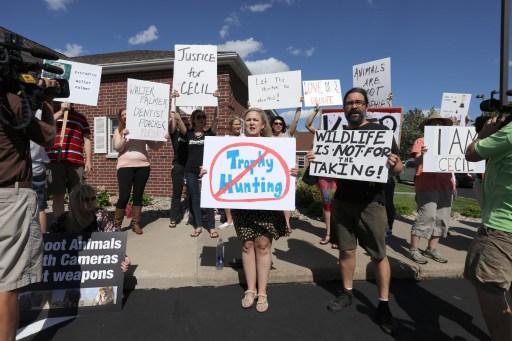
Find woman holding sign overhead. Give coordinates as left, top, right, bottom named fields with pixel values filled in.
left=113, top=109, right=163, bottom=235
left=200, top=107, right=298, bottom=313
left=174, top=91, right=219, bottom=238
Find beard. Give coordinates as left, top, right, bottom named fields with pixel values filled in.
left=346, top=108, right=366, bottom=126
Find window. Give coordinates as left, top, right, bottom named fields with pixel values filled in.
left=297, top=154, right=306, bottom=168
left=107, top=117, right=119, bottom=157
left=93, top=116, right=119, bottom=157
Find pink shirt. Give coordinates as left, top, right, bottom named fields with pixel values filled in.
left=411, top=137, right=454, bottom=192
left=113, top=130, right=162, bottom=169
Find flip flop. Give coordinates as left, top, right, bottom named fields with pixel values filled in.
left=209, top=231, right=219, bottom=238
left=190, top=229, right=202, bottom=237
left=320, top=235, right=330, bottom=245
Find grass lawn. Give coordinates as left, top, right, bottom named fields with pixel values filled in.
left=395, top=182, right=415, bottom=193
left=393, top=193, right=481, bottom=218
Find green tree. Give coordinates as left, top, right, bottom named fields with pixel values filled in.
left=399, top=108, right=429, bottom=160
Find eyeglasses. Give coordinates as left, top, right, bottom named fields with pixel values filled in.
left=195, top=115, right=206, bottom=120
left=273, top=121, right=283, bottom=126
left=344, top=100, right=367, bottom=107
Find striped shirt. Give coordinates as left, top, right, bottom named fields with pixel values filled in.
left=47, top=110, right=90, bottom=165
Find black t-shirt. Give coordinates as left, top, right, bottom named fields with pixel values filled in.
left=171, top=131, right=188, bottom=166
left=184, top=128, right=215, bottom=174
left=334, top=122, right=400, bottom=204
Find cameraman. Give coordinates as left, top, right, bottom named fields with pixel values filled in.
left=0, top=78, right=57, bottom=341
left=465, top=115, right=512, bottom=341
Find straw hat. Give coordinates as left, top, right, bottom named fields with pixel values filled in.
left=421, top=112, right=453, bottom=128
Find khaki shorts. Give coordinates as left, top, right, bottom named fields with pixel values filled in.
left=0, top=187, right=43, bottom=292
left=464, top=226, right=512, bottom=291
left=332, top=199, right=387, bottom=260
left=412, top=191, right=452, bottom=239
left=47, top=162, right=84, bottom=195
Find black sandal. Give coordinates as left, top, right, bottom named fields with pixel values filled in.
left=169, top=220, right=176, bottom=228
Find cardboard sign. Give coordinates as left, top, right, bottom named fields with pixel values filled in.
left=352, top=57, right=392, bottom=107
left=248, top=70, right=302, bottom=110
left=302, top=79, right=343, bottom=107
left=440, top=93, right=471, bottom=126
left=172, top=44, right=218, bottom=107
left=19, top=232, right=127, bottom=323
left=126, top=78, right=169, bottom=141
left=201, top=136, right=296, bottom=210
left=310, top=129, right=393, bottom=183
left=43, top=59, right=102, bottom=106
left=423, top=126, right=486, bottom=173
left=321, top=108, right=403, bottom=146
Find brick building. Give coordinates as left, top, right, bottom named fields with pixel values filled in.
left=69, top=50, right=257, bottom=197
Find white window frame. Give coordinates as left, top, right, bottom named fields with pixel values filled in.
left=297, top=154, right=306, bottom=168
left=106, top=117, right=119, bottom=158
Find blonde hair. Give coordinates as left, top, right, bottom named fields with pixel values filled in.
left=228, top=115, right=242, bottom=132
left=242, top=108, right=272, bottom=137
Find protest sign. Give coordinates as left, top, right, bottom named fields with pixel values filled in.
left=248, top=70, right=302, bottom=110
left=353, top=57, right=392, bottom=107
left=309, top=129, right=394, bottom=183
left=126, top=78, right=169, bottom=141
left=423, top=126, right=486, bottom=173
left=440, top=93, right=471, bottom=126
left=200, top=136, right=296, bottom=210
left=172, top=44, right=218, bottom=107
left=43, top=59, right=102, bottom=106
left=321, top=108, right=403, bottom=146
left=302, top=79, right=343, bottom=107
left=19, top=232, right=127, bottom=323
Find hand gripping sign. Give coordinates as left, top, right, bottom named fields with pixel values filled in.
left=200, top=136, right=296, bottom=211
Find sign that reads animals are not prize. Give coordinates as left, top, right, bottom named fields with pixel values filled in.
left=126, top=78, right=169, bottom=141
left=200, top=136, right=296, bottom=210
left=353, top=57, right=392, bottom=108
left=310, top=129, right=394, bottom=183
left=248, top=70, right=302, bottom=110
left=423, top=126, right=485, bottom=173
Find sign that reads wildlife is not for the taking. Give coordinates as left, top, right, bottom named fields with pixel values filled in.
left=423, top=126, right=486, bottom=173
left=353, top=57, right=392, bottom=108
left=126, top=78, right=169, bottom=141
left=302, top=79, right=343, bottom=107
left=200, top=136, right=296, bottom=210
left=43, top=59, right=102, bottom=106
left=310, top=129, right=394, bottom=183
left=248, top=70, right=302, bottom=110
left=440, top=93, right=472, bottom=126
left=19, top=232, right=127, bottom=323
left=172, top=44, right=218, bottom=107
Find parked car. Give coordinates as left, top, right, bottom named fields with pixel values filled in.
left=398, top=158, right=416, bottom=183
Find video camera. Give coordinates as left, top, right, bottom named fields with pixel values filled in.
left=478, top=90, right=512, bottom=131
left=0, top=31, right=70, bottom=129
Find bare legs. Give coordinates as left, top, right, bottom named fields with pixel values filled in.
left=0, top=291, right=18, bottom=341
left=241, top=235, right=272, bottom=309
left=410, top=235, right=440, bottom=250
left=52, top=193, right=65, bottom=219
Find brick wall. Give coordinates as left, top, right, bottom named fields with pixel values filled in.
left=76, top=66, right=248, bottom=197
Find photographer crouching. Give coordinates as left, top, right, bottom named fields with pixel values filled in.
left=465, top=113, right=512, bottom=341
left=0, top=78, right=59, bottom=341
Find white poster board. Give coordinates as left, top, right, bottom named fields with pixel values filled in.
left=440, top=93, right=471, bottom=126
left=43, top=59, right=102, bottom=106
left=248, top=70, right=302, bottom=110
left=302, top=79, right=343, bottom=107
left=423, top=126, right=485, bottom=173
left=310, top=129, right=393, bottom=183
left=352, top=57, right=392, bottom=107
left=172, top=44, right=218, bottom=107
left=321, top=109, right=402, bottom=145
left=126, top=78, right=169, bottom=141
left=201, top=136, right=296, bottom=210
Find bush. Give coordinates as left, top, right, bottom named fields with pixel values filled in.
left=460, top=205, right=481, bottom=218
left=96, top=190, right=111, bottom=209
left=129, top=193, right=154, bottom=207
left=296, top=182, right=323, bottom=218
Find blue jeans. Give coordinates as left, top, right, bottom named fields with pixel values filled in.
left=185, top=172, right=214, bottom=230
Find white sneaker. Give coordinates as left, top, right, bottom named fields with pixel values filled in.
left=219, top=222, right=234, bottom=229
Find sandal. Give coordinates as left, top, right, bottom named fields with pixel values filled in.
left=241, top=290, right=257, bottom=309
left=209, top=231, right=219, bottom=238
left=169, top=220, right=176, bottom=228
left=320, top=235, right=330, bottom=245
left=190, top=228, right=202, bottom=237
left=256, top=293, right=269, bottom=313
left=331, top=244, right=339, bottom=250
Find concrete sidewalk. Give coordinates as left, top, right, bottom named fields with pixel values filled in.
left=123, top=212, right=480, bottom=289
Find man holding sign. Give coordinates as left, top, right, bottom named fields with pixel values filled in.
left=308, top=88, right=402, bottom=334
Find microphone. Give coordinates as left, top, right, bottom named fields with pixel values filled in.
left=26, top=62, right=64, bottom=75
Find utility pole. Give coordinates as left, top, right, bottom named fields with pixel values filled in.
left=500, top=0, right=510, bottom=108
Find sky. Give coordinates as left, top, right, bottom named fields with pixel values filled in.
left=1, top=0, right=508, bottom=128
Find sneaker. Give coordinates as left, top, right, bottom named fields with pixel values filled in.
left=376, top=302, right=394, bottom=334
left=409, top=249, right=428, bottom=264
left=327, top=289, right=353, bottom=312
left=423, top=248, right=448, bottom=263
left=218, top=222, right=234, bottom=229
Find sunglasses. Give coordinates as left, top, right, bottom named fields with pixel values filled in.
left=195, top=115, right=206, bottom=120
left=273, top=121, right=283, bottom=126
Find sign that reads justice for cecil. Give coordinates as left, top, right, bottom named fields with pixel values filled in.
left=200, top=136, right=296, bottom=210
left=126, top=78, right=169, bottom=141
left=309, top=129, right=394, bottom=183
left=423, top=126, right=486, bottom=173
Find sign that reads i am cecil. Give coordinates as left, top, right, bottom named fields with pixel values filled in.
left=310, top=129, right=394, bottom=183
